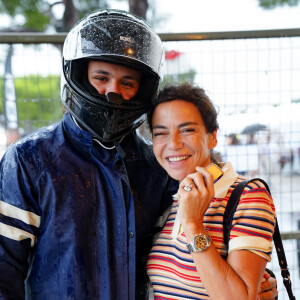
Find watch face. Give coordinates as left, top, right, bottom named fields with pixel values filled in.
left=195, top=236, right=207, bottom=250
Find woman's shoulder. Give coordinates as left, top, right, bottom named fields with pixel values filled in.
left=228, top=176, right=274, bottom=209
left=229, top=177, right=275, bottom=215
left=230, top=176, right=270, bottom=193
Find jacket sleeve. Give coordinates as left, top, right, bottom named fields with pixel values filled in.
left=0, top=145, right=41, bottom=299
left=160, top=175, right=179, bottom=213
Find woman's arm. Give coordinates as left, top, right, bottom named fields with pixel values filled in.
left=184, top=223, right=267, bottom=300
left=179, top=167, right=275, bottom=300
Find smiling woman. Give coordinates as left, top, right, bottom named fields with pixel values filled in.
left=151, top=100, right=217, bottom=181
left=146, top=82, right=277, bottom=300
left=147, top=83, right=219, bottom=182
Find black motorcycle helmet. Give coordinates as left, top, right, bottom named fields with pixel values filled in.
left=61, top=9, right=164, bottom=142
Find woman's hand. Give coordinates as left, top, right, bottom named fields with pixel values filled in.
left=177, top=166, right=215, bottom=235
left=257, top=272, right=278, bottom=300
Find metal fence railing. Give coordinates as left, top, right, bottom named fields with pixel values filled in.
left=0, top=29, right=300, bottom=298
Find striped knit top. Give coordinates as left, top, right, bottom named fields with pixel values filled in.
left=147, top=163, right=276, bottom=300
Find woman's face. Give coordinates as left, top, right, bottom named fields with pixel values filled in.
left=152, top=100, right=217, bottom=182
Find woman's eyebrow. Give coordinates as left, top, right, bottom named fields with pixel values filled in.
left=152, top=122, right=198, bottom=130
left=178, top=122, right=198, bottom=128
left=152, top=125, right=167, bottom=130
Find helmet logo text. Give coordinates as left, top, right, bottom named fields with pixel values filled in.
left=120, top=36, right=132, bottom=42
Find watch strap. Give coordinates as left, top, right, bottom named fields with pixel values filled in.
left=186, top=232, right=212, bottom=253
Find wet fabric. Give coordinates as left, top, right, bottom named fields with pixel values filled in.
left=0, top=113, right=177, bottom=300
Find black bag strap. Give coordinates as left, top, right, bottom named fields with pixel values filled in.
left=223, top=178, right=296, bottom=300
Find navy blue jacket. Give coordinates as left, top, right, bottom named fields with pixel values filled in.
left=0, top=113, right=177, bottom=299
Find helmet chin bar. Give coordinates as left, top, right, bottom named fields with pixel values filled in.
left=63, top=86, right=147, bottom=143
left=106, top=92, right=128, bottom=105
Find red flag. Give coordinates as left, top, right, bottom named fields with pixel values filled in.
left=165, top=50, right=183, bottom=60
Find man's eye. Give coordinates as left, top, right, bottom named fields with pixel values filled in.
left=182, top=128, right=195, bottom=133
left=122, top=81, right=135, bottom=88
left=96, top=77, right=107, bottom=82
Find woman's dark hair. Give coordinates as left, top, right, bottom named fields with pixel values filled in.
left=147, top=82, right=219, bottom=134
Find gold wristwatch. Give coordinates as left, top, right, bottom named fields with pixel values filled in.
left=186, top=232, right=212, bottom=253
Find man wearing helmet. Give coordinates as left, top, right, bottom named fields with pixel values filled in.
left=61, top=9, right=163, bottom=146
left=0, top=9, right=277, bottom=300
left=0, top=9, right=176, bottom=300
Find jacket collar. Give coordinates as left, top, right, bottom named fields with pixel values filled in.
left=62, top=113, right=143, bottom=162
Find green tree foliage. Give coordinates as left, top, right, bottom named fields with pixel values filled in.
left=0, top=0, right=161, bottom=32
left=0, top=75, right=63, bottom=132
left=258, top=0, right=299, bottom=9
left=0, top=0, right=51, bottom=31
left=0, top=0, right=108, bottom=32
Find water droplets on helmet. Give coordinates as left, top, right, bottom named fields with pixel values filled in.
left=61, top=9, right=164, bottom=142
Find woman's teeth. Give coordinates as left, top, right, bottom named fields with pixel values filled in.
left=168, top=156, right=189, bottom=162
